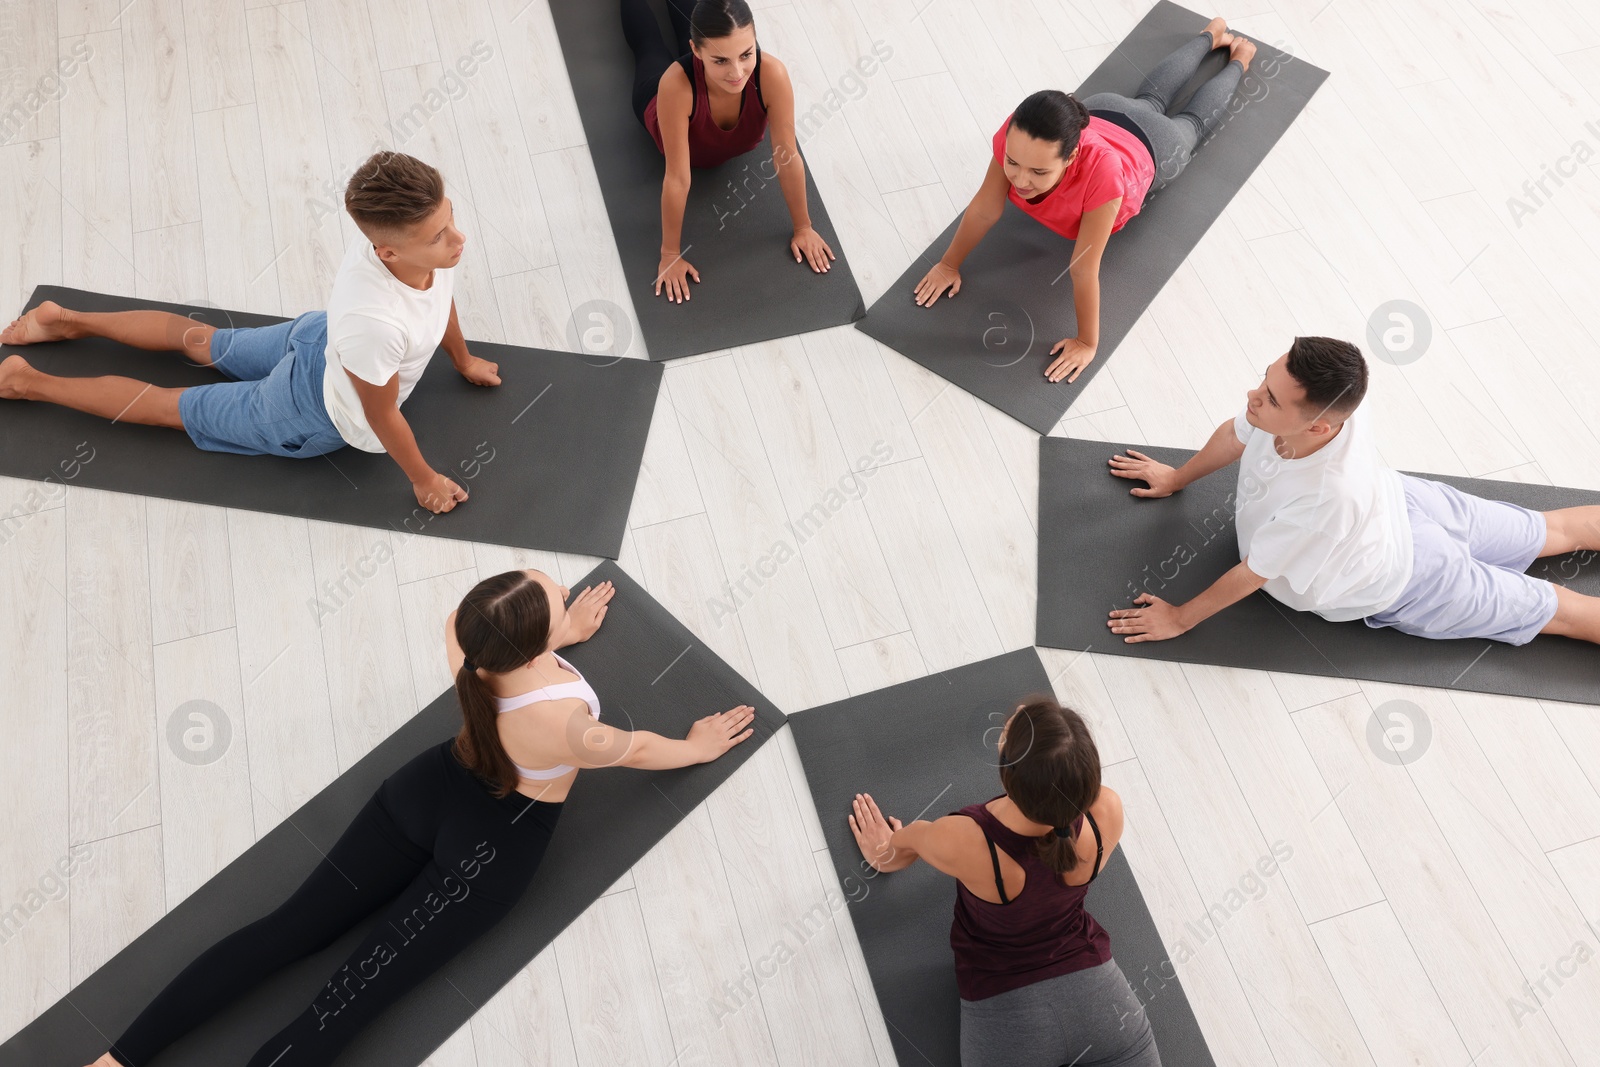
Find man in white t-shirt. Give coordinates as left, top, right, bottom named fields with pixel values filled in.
left=1101, top=336, right=1600, bottom=647
left=0, top=151, right=499, bottom=515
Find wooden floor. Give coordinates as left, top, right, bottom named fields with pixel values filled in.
left=3, top=0, right=1600, bottom=1063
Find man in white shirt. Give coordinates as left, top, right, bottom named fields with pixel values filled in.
left=1102, top=336, right=1600, bottom=647
left=0, top=151, right=499, bottom=515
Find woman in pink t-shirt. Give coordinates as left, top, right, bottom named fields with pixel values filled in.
left=915, top=17, right=1257, bottom=383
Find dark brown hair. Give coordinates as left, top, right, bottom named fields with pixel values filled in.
left=1009, top=90, right=1091, bottom=160
left=343, top=151, right=445, bottom=242
left=1285, top=336, right=1368, bottom=418
left=452, top=571, right=553, bottom=797
left=689, top=0, right=754, bottom=44
left=997, top=697, right=1102, bottom=881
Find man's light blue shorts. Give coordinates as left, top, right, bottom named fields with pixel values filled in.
left=177, top=311, right=347, bottom=458
left=1365, top=475, right=1558, bottom=645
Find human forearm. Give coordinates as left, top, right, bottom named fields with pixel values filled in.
left=620, top=730, right=705, bottom=770
left=442, top=301, right=468, bottom=362
left=363, top=404, right=435, bottom=484
left=1172, top=420, right=1248, bottom=490
left=660, top=174, right=690, bottom=255
left=1176, top=561, right=1268, bottom=630
left=1069, top=263, right=1101, bottom=347
left=774, top=143, right=811, bottom=230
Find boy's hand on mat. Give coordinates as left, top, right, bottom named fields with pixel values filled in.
left=688, top=705, right=757, bottom=762
left=913, top=262, right=961, bottom=306
left=790, top=226, right=836, bottom=273
left=414, top=472, right=468, bottom=514
left=1046, top=337, right=1096, bottom=383
left=1107, top=594, right=1190, bottom=642
left=563, top=582, right=615, bottom=645
left=655, top=254, right=701, bottom=303
left=1109, top=450, right=1181, bottom=498
left=456, top=354, right=501, bottom=387
left=849, top=793, right=903, bottom=872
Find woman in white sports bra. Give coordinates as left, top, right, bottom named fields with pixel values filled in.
left=87, top=567, right=755, bottom=1067
left=447, top=568, right=756, bottom=803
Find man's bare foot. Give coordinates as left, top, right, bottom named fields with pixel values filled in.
left=0, top=300, right=77, bottom=346
left=1203, top=16, right=1234, bottom=50
left=1229, top=36, right=1256, bottom=71
left=0, top=354, right=35, bottom=400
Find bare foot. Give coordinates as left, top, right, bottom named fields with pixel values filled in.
left=0, top=300, right=76, bottom=346
left=1203, top=16, right=1234, bottom=50
left=0, top=354, right=34, bottom=400
left=1229, top=36, right=1256, bottom=71
left=82, top=1054, right=119, bottom=1067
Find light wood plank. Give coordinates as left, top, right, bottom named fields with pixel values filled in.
left=145, top=499, right=234, bottom=645
left=629, top=512, right=759, bottom=686
left=369, top=0, right=441, bottom=71
left=192, top=104, right=284, bottom=314
left=183, top=0, right=254, bottom=111
left=1037, top=647, right=1134, bottom=768
left=834, top=630, right=928, bottom=695
left=1309, top=902, right=1472, bottom=1065
left=226, top=510, right=340, bottom=832
left=857, top=457, right=1003, bottom=671
left=1296, top=694, right=1578, bottom=1065
left=151, top=627, right=254, bottom=903
left=553, top=890, right=676, bottom=1066
left=734, top=335, right=908, bottom=648
left=0, top=506, right=69, bottom=1038
left=484, top=0, right=585, bottom=154
left=396, top=565, right=479, bottom=708
left=66, top=489, right=159, bottom=844
left=467, top=947, right=578, bottom=1067
left=1182, top=663, right=1384, bottom=923
left=59, top=30, right=134, bottom=295
left=122, top=0, right=201, bottom=231
left=68, top=823, right=164, bottom=983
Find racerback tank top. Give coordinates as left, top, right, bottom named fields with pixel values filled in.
left=948, top=796, right=1112, bottom=1001
left=491, top=653, right=601, bottom=781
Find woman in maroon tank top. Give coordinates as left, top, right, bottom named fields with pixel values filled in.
left=850, top=698, right=1161, bottom=1066
left=621, top=0, right=835, bottom=302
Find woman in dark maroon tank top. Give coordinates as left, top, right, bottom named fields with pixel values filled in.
left=850, top=698, right=1161, bottom=1066
left=620, top=0, right=835, bottom=302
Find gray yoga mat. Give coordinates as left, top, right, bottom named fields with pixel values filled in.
left=547, top=0, right=865, bottom=361
left=0, top=286, right=661, bottom=559
left=0, top=561, right=786, bottom=1067
left=857, top=1, right=1328, bottom=433
left=1037, top=436, right=1600, bottom=704
left=788, top=648, right=1215, bottom=1067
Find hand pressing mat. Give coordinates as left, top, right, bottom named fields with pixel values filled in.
left=0, top=286, right=661, bottom=559
left=547, top=0, right=865, bottom=361
left=788, top=648, right=1215, bottom=1067
left=856, top=1, right=1328, bottom=433
left=1037, top=436, right=1600, bottom=704
left=0, top=561, right=786, bottom=1067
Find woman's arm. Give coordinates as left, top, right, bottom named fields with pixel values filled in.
left=913, top=157, right=1012, bottom=306
left=760, top=56, right=835, bottom=273
left=523, top=702, right=757, bottom=770
left=1045, top=196, right=1119, bottom=383
left=655, top=67, right=699, bottom=302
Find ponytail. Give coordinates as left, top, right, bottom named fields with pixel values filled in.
left=997, top=696, right=1101, bottom=881
left=1009, top=90, right=1091, bottom=161
left=688, top=0, right=754, bottom=45
left=451, top=571, right=553, bottom=797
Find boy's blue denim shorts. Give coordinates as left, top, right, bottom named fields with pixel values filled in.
left=177, top=312, right=347, bottom=458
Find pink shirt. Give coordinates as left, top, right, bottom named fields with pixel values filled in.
left=991, top=114, right=1154, bottom=239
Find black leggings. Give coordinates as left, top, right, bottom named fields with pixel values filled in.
left=622, top=0, right=697, bottom=124
left=107, top=741, right=562, bottom=1067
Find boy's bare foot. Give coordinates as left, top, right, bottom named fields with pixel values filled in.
left=0, top=354, right=34, bottom=400
left=0, top=300, right=76, bottom=346
left=1203, top=16, right=1234, bottom=50
left=1229, top=36, right=1257, bottom=71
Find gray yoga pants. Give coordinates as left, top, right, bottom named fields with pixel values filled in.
left=959, top=958, right=1162, bottom=1067
left=1081, top=31, right=1245, bottom=190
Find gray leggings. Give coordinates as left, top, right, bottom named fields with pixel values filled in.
left=1081, top=31, right=1244, bottom=190
left=959, top=959, right=1162, bottom=1067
